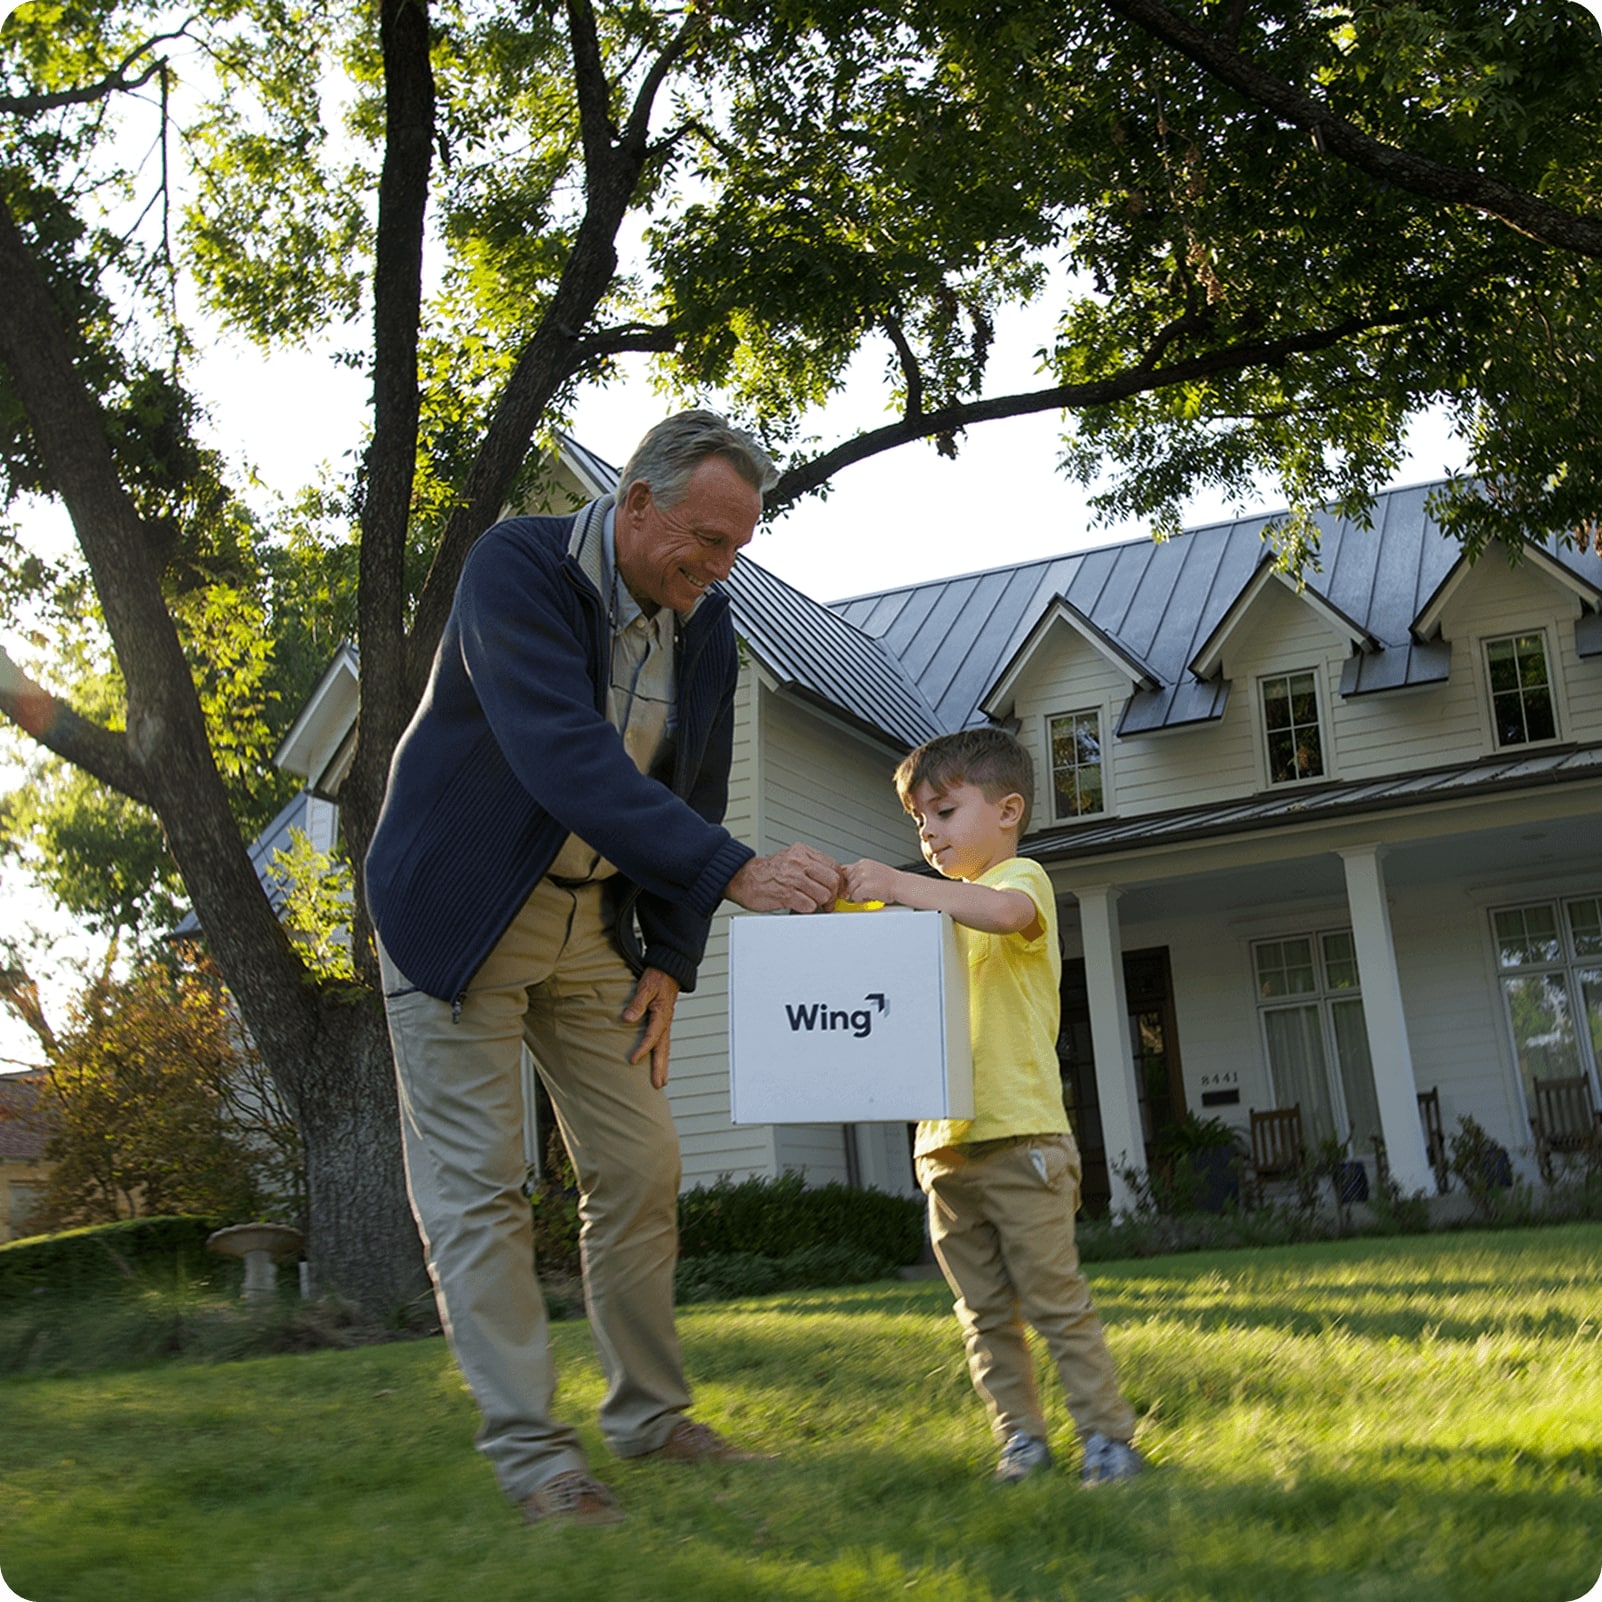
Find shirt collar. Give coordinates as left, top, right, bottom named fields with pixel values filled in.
left=567, top=494, right=706, bottom=626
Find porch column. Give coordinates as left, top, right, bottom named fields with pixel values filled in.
left=1075, top=883, right=1145, bottom=1217
left=1338, top=844, right=1432, bottom=1194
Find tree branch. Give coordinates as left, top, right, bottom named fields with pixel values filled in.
left=571, top=321, right=679, bottom=361
left=0, top=29, right=192, bottom=116
left=566, top=0, right=616, bottom=187
left=1102, top=0, right=1602, bottom=260
left=0, top=649, right=152, bottom=804
left=767, top=310, right=1421, bottom=510
left=406, top=4, right=702, bottom=677
left=619, top=6, right=703, bottom=158
left=883, top=315, right=924, bottom=419
left=0, top=958, right=59, bottom=1061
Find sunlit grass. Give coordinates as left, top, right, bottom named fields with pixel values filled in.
left=2, top=1226, right=1599, bottom=1602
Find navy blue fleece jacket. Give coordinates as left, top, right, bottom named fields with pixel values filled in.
left=364, top=509, right=756, bottom=1004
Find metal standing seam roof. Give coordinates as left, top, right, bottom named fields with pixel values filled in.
left=721, top=556, right=942, bottom=749
left=828, top=480, right=1602, bottom=740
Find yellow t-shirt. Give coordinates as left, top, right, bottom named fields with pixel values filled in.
left=915, top=856, right=1069, bottom=1156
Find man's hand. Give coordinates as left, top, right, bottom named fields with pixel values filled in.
left=623, top=966, right=681, bottom=1088
left=725, top=843, right=844, bottom=913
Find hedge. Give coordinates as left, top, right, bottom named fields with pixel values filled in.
left=676, top=1172, right=923, bottom=1266
left=0, top=1216, right=225, bottom=1301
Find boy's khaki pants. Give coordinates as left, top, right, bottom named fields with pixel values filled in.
left=918, top=1132, right=1136, bottom=1446
left=379, top=877, right=689, bottom=1502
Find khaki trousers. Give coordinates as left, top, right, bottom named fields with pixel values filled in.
left=917, top=1132, right=1135, bottom=1446
left=380, top=878, right=689, bottom=1501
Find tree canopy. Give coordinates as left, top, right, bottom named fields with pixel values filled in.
left=0, top=0, right=1597, bottom=1310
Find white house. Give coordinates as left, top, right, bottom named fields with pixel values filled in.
left=267, top=443, right=1602, bottom=1214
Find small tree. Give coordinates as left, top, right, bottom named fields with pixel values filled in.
left=9, top=946, right=302, bottom=1233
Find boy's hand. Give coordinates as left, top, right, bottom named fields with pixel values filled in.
left=842, top=859, right=903, bottom=906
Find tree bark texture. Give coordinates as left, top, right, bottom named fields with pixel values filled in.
left=0, top=192, right=430, bottom=1318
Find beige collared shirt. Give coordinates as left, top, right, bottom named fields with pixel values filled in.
left=547, top=507, right=682, bottom=883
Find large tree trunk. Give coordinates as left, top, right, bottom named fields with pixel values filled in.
left=0, top=191, right=429, bottom=1318
left=293, top=996, right=431, bottom=1316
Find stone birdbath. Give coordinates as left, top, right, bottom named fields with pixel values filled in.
left=207, top=1222, right=304, bottom=1304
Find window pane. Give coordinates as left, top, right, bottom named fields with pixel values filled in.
left=1486, top=632, right=1554, bottom=748
left=1501, top=974, right=1581, bottom=1097
left=1078, top=766, right=1103, bottom=814
left=1262, top=1005, right=1336, bottom=1142
left=1263, top=680, right=1291, bottom=730
left=1493, top=905, right=1563, bottom=968
left=1256, top=938, right=1316, bottom=998
left=1522, top=685, right=1557, bottom=741
left=1330, top=997, right=1381, bottom=1149
left=1580, top=969, right=1602, bottom=1074
left=1322, top=930, right=1359, bottom=991
left=1267, top=729, right=1298, bottom=784
left=1261, top=671, right=1323, bottom=782
left=1516, top=635, right=1549, bottom=688
left=1049, top=710, right=1104, bottom=820
left=1486, top=637, right=1519, bottom=693
left=1568, top=898, right=1602, bottom=960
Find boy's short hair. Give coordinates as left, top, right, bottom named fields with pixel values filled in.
left=893, top=727, right=1035, bottom=833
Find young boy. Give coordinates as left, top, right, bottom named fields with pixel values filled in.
left=841, top=728, right=1143, bottom=1486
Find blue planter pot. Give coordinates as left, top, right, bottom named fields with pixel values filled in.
left=1185, top=1147, right=1241, bottom=1214
left=1336, top=1160, right=1369, bottom=1204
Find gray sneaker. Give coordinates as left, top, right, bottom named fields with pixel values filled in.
left=994, top=1431, right=1053, bottom=1484
left=1080, top=1433, right=1145, bottom=1485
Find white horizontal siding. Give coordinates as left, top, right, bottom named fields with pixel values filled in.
left=759, top=691, right=911, bottom=860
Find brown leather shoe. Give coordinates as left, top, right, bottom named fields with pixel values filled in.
left=522, top=1469, right=625, bottom=1526
left=645, top=1418, right=775, bottom=1464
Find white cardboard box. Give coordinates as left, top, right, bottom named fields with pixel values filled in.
left=728, top=908, right=973, bottom=1124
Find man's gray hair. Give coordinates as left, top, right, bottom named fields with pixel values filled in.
left=618, top=409, right=779, bottom=507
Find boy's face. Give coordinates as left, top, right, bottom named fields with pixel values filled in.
left=906, top=778, right=1024, bottom=882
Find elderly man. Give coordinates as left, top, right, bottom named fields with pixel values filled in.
left=365, top=411, right=842, bottom=1527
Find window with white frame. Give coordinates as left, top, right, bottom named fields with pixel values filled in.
left=1490, top=897, right=1602, bottom=1109
left=1259, top=669, right=1325, bottom=785
left=1484, top=631, right=1558, bottom=747
left=1252, top=929, right=1382, bottom=1149
left=1048, top=708, right=1105, bottom=820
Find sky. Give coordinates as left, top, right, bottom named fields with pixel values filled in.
left=0, top=265, right=1471, bottom=1074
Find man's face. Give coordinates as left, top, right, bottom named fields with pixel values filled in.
left=614, top=453, right=761, bottom=615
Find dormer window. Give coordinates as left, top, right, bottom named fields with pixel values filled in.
left=1048, top=708, right=1105, bottom=820
left=1260, top=670, right=1325, bottom=785
left=1485, top=631, right=1557, bottom=747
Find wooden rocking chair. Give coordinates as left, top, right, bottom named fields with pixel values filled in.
left=1246, top=1104, right=1305, bottom=1206
left=1529, top=1075, right=1602, bottom=1182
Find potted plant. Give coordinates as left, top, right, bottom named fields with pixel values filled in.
left=1154, top=1112, right=1242, bottom=1214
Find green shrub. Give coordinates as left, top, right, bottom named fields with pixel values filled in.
left=674, top=1243, right=891, bottom=1305
left=0, top=1216, right=226, bottom=1302
left=676, top=1172, right=923, bottom=1265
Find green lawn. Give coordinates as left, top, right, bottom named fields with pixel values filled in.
left=2, top=1225, right=1600, bottom=1602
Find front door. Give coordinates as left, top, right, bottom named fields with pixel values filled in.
left=1058, top=947, right=1187, bottom=1215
